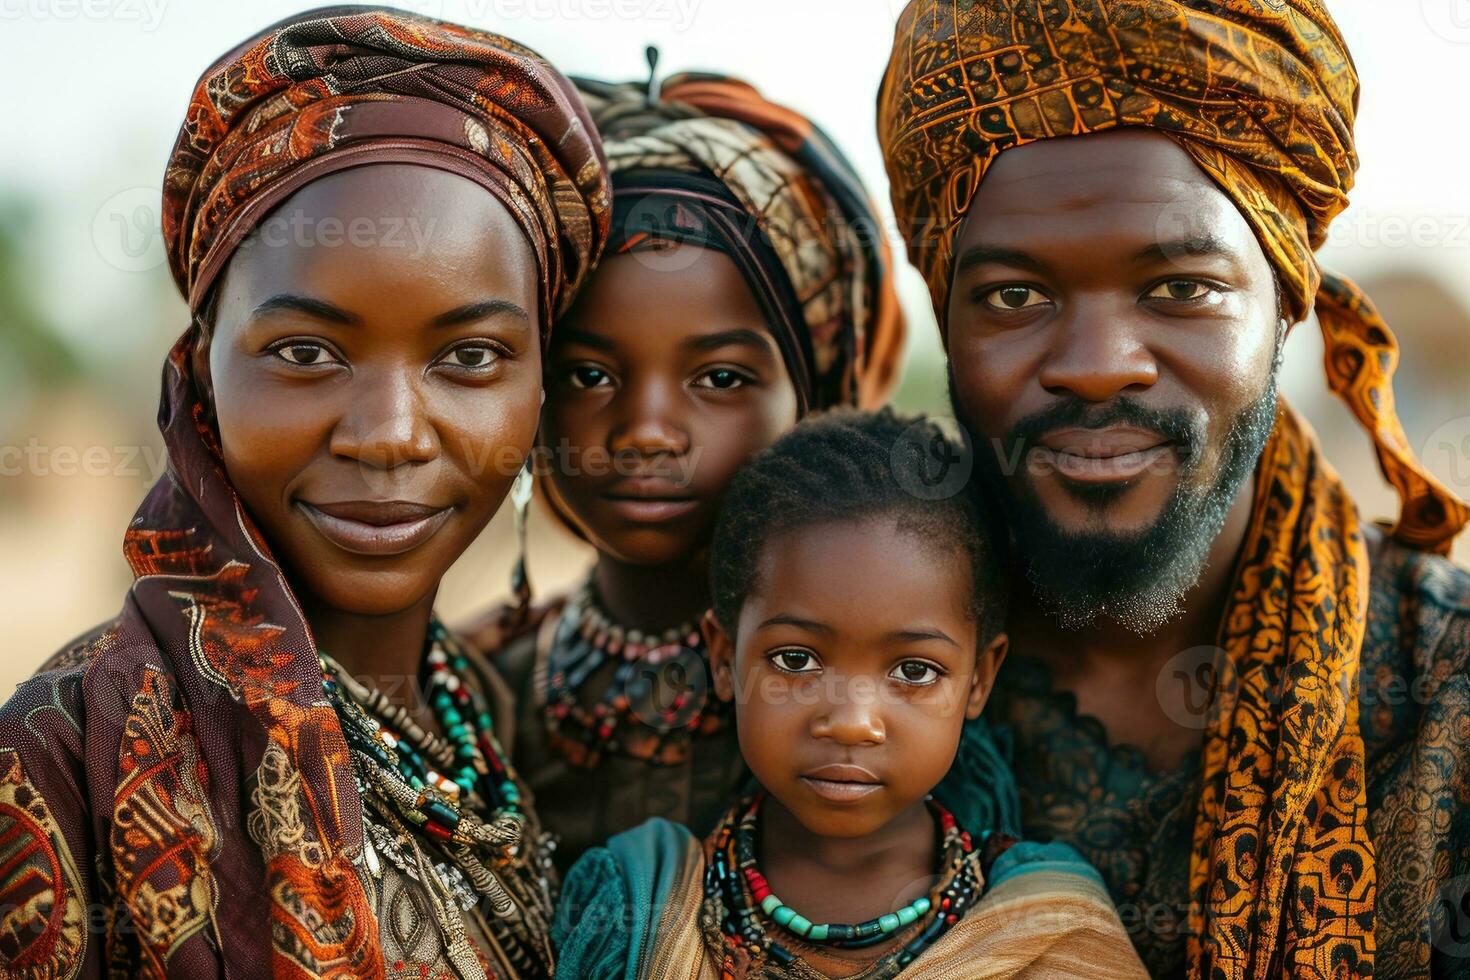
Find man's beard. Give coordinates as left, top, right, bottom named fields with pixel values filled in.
left=961, top=372, right=1280, bottom=636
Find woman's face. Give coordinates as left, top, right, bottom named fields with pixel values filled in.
left=541, top=246, right=800, bottom=567
left=198, top=164, right=542, bottom=618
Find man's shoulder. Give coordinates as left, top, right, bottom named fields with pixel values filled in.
left=1363, top=523, right=1470, bottom=656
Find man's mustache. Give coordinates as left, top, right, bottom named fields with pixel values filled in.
left=995, top=396, right=1207, bottom=468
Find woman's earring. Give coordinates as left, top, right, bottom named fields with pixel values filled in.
left=509, top=461, right=535, bottom=618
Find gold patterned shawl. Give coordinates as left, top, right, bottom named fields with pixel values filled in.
left=877, top=1, right=1469, bottom=976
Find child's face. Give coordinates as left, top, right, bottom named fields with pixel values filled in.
left=707, top=517, right=1007, bottom=839
left=542, top=247, right=799, bottom=566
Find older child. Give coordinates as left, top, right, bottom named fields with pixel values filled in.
left=552, top=410, right=1147, bottom=979
left=464, top=69, right=904, bottom=873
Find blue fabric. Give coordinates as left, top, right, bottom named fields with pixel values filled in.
left=986, top=839, right=1106, bottom=890
left=934, top=715, right=1022, bottom=837
left=553, top=817, right=697, bottom=979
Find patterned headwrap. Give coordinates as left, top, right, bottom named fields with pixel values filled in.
left=575, top=71, right=906, bottom=410
left=164, top=4, right=611, bottom=330
left=879, top=2, right=1469, bottom=977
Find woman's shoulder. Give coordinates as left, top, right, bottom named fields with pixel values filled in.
left=2, top=616, right=121, bottom=745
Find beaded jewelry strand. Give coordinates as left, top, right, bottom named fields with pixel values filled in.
left=702, top=792, right=984, bottom=978
left=543, top=577, right=728, bottom=767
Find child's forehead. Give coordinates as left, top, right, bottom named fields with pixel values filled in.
left=744, top=517, right=975, bottom=631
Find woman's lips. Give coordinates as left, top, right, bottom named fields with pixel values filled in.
left=297, top=500, right=453, bottom=556
left=1035, top=426, right=1175, bottom=484
left=800, top=763, right=883, bottom=803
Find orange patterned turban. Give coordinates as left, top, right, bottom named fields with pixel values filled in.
left=163, top=5, right=611, bottom=331
left=879, top=2, right=1468, bottom=978
left=878, top=0, right=1466, bottom=556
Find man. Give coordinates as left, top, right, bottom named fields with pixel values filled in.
left=878, top=2, right=1470, bottom=978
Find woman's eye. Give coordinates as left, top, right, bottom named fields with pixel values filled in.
left=441, top=344, right=499, bottom=369
left=272, top=342, right=337, bottom=366
left=981, top=285, right=1049, bottom=311
left=768, top=648, right=820, bottom=674
left=569, top=365, right=612, bottom=389
left=890, top=661, right=941, bottom=686
left=693, top=368, right=749, bottom=390
left=1148, top=280, right=1215, bottom=302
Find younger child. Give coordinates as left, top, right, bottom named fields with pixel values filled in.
left=552, top=410, right=1147, bottom=978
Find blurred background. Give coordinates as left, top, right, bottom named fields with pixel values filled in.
left=2, top=0, right=1468, bottom=696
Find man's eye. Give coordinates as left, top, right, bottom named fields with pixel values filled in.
left=890, top=661, right=941, bottom=686
left=441, top=344, right=499, bottom=369
left=768, top=648, right=820, bottom=674
left=569, top=365, right=612, bottom=389
left=693, top=368, right=749, bottom=390
left=981, top=285, right=1049, bottom=311
left=273, top=342, right=337, bottom=366
left=1148, top=280, right=1215, bottom=302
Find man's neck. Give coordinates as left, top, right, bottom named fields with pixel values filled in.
left=1006, top=482, right=1256, bottom=771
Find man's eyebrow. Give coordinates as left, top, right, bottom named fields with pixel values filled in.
left=888, top=627, right=960, bottom=648
left=553, top=327, right=616, bottom=351
left=250, top=294, right=358, bottom=324
left=1132, top=234, right=1238, bottom=265
left=953, top=246, right=1050, bottom=276
left=430, top=299, right=531, bottom=328
left=756, top=614, right=835, bottom=636
left=683, top=328, right=772, bottom=354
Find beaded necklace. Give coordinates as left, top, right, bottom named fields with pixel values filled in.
left=318, top=621, right=555, bottom=979
left=703, top=792, right=983, bottom=979
left=542, top=577, right=728, bottom=767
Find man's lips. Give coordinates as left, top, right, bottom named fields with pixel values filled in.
left=1034, top=426, right=1175, bottom=484
left=297, top=499, right=453, bottom=556
left=800, top=763, right=883, bottom=803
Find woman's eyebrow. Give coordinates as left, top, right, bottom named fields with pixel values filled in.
left=430, top=299, right=530, bottom=327
left=250, top=293, right=358, bottom=324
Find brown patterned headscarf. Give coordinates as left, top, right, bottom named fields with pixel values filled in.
left=165, top=4, right=611, bottom=330
left=576, top=71, right=906, bottom=410
left=879, top=2, right=1468, bottom=977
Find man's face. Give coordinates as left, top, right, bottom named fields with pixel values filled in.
left=945, top=130, right=1284, bottom=633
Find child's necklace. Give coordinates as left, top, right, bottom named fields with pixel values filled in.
left=703, top=792, right=985, bottom=978
left=542, top=575, right=729, bottom=767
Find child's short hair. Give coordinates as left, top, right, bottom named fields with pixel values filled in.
left=710, top=408, right=1008, bottom=641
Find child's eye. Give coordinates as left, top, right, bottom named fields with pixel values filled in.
left=692, top=367, right=750, bottom=390
left=767, top=648, right=821, bottom=674
left=890, top=660, right=942, bottom=686
left=271, top=341, right=341, bottom=366
left=568, top=365, right=613, bottom=389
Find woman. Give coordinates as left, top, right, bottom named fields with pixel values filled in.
left=464, top=67, right=905, bottom=874
left=0, top=8, right=608, bottom=979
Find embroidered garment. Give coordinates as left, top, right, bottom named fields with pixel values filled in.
left=879, top=3, right=1470, bottom=976
left=0, top=7, right=611, bottom=977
